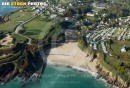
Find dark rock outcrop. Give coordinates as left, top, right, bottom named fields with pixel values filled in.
left=97, top=66, right=128, bottom=88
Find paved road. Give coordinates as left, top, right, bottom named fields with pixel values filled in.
left=14, top=8, right=47, bottom=44
left=14, top=5, right=56, bottom=44
left=14, top=15, right=38, bottom=34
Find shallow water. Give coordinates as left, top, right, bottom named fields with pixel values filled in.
left=0, top=65, right=108, bottom=88
left=0, top=0, right=20, bottom=15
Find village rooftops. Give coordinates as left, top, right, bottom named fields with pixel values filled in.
left=93, top=43, right=98, bottom=50
left=93, top=3, right=109, bottom=9
left=86, top=32, right=92, bottom=38
left=128, top=31, right=130, bottom=38
left=101, top=41, right=108, bottom=54
left=121, top=45, right=127, bottom=53
left=86, top=13, right=94, bottom=16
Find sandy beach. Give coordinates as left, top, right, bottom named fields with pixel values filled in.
left=46, top=42, right=98, bottom=73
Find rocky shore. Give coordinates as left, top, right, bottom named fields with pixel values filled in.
left=0, top=44, right=44, bottom=85
left=96, top=65, right=129, bottom=88
left=46, top=42, right=130, bottom=88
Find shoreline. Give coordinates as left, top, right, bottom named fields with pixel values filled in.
left=48, top=61, right=98, bottom=77
left=46, top=42, right=118, bottom=88
left=0, top=6, right=21, bottom=16
left=0, top=3, right=125, bottom=87
left=47, top=61, right=117, bottom=88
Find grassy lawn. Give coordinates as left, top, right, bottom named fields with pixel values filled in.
left=0, top=21, right=19, bottom=32
left=98, top=40, right=130, bottom=80
left=87, top=16, right=96, bottom=22
left=12, top=34, right=27, bottom=43
left=111, top=40, right=130, bottom=56
left=10, top=10, right=32, bottom=22
left=99, top=59, right=118, bottom=75
left=98, top=39, right=130, bottom=77
left=23, top=18, right=54, bottom=40
left=0, top=8, right=32, bottom=32
left=59, top=0, right=73, bottom=4
left=98, top=53, right=118, bottom=75
left=105, top=55, right=121, bottom=67
left=113, top=28, right=118, bottom=36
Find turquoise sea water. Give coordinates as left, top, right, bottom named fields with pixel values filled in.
left=0, top=65, right=107, bottom=88
left=0, top=0, right=20, bottom=15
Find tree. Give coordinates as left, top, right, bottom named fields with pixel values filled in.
left=0, top=32, right=4, bottom=39
left=78, top=34, right=87, bottom=51
left=107, top=39, right=113, bottom=44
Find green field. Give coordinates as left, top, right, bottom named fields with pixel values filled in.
left=98, top=40, right=130, bottom=82
left=99, top=58, right=118, bottom=75
left=0, top=21, right=19, bottom=32
left=23, top=18, right=54, bottom=40
left=111, top=40, right=130, bottom=56
left=10, top=12, right=32, bottom=22
left=87, top=16, right=96, bottom=22
left=12, top=34, right=27, bottom=43
left=0, top=8, right=32, bottom=32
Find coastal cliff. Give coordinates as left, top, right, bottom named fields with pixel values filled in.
left=87, top=52, right=129, bottom=88
left=0, top=15, right=9, bottom=23
left=97, top=65, right=128, bottom=88
left=0, top=44, right=44, bottom=84
left=46, top=41, right=130, bottom=88
left=96, top=53, right=130, bottom=88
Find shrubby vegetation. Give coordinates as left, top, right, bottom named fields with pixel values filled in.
left=97, top=0, right=130, bottom=18
left=0, top=32, right=4, bottom=39
left=78, top=34, right=87, bottom=51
